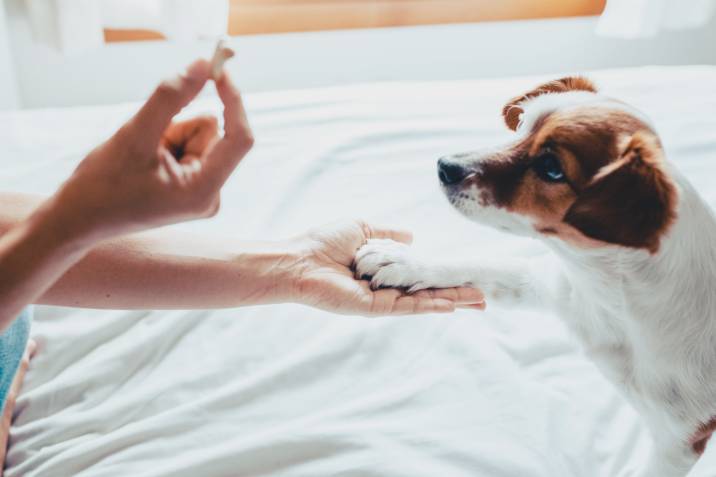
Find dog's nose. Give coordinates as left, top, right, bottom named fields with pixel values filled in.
left=438, top=158, right=469, bottom=185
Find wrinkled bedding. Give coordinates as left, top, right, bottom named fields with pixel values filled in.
left=2, top=66, right=716, bottom=476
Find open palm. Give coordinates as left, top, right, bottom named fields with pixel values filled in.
left=294, top=221, right=484, bottom=316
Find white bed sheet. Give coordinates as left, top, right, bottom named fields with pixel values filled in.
left=2, top=66, right=716, bottom=477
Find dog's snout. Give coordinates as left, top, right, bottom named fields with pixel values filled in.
left=438, top=158, right=470, bottom=185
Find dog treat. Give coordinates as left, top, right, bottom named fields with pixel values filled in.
left=211, top=38, right=235, bottom=81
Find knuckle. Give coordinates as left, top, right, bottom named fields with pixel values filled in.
left=198, top=115, right=219, bottom=129
left=189, top=193, right=220, bottom=217
left=205, top=199, right=221, bottom=218
left=20, top=357, right=30, bottom=369
left=191, top=199, right=212, bottom=216
left=243, top=131, right=255, bottom=149
left=225, top=131, right=254, bottom=154
left=234, top=129, right=255, bottom=149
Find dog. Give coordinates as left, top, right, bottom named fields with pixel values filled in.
left=353, top=76, right=716, bottom=476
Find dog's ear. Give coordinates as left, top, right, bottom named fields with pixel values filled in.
left=502, top=76, right=597, bottom=131
left=563, top=132, right=676, bottom=254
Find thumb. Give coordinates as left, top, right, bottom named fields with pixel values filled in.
left=128, top=60, right=211, bottom=146
left=360, top=221, right=413, bottom=244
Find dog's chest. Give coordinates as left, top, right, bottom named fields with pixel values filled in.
left=566, top=307, right=636, bottom=388
left=560, top=300, right=713, bottom=438
left=558, top=297, right=672, bottom=396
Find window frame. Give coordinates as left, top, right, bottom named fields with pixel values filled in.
left=104, top=0, right=606, bottom=42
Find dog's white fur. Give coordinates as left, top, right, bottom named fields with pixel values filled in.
left=354, top=93, right=716, bottom=477
left=516, top=91, right=655, bottom=134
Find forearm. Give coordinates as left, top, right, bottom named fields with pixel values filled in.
left=39, top=232, right=300, bottom=310
left=1, top=192, right=300, bottom=314
left=0, top=194, right=92, bottom=329
left=2, top=193, right=479, bottom=318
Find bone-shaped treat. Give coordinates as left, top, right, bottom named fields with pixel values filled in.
left=211, top=38, right=235, bottom=81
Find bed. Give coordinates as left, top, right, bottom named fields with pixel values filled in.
left=2, top=66, right=716, bottom=477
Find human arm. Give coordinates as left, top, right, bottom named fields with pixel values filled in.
left=44, top=221, right=484, bottom=314
left=2, top=195, right=483, bottom=314
left=0, top=59, right=253, bottom=328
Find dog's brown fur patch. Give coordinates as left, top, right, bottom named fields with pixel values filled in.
left=563, top=132, right=676, bottom=253
left=691, top=417, right=716, bottom=455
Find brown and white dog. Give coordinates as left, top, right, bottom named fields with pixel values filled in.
left=354, top=77, right=716, bottom=476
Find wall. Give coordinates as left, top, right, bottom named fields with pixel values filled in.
left=4, top=0, right=716, bottom=109
left=0, top=0, right=19, bottom=110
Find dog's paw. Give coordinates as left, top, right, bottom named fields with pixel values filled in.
left=354, top=239, right=434, bottom=293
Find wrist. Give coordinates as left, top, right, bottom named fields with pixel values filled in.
left=26, top=193, right=98, bottom=257
left=48, top=179, right=112, bottom=246
left=227, top=238, right=306, bottom=306
left=276, top=238, right=311, bottom=304
left=270, top=239, right=310, bottom=304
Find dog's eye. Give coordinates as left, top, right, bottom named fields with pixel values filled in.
left=533, top=153, right=566, bottom=183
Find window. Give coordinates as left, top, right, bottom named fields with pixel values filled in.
left=104, top=0, right=606, bottom=41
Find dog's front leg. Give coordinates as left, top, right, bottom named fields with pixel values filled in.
left=354, top=239, right=558, bottom=310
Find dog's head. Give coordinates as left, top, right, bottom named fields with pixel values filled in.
left=439, top=77, right=677, bottom=254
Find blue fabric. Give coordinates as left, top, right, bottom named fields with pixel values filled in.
left=0, top=308, right=31, bottom=410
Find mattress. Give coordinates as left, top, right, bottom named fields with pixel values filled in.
left=2, top=66, right=716, bottom=477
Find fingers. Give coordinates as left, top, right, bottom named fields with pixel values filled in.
left=359, top=221, right=413, bottom=245
left=1, top=339, right=36, bottom=426
left=412, top=287, right=485, bottom=306
left=215, top=73, right=251, bottom=141
left=392, top=295, right=455, bottom=314
left=198, top=73, right=254, bottom=190
left=368, top=288, right=448, bottom=315
left=367, top=287, right=485, bottom=316
left=162, top=115, right=220, bottom=159
left=10, top=340, right=35, bottom=395
left=130, top=60, right=212, bottom=145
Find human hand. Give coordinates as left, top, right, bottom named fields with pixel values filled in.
left=291, top=221, right=484, bottom=316
left=52, top=59, right=253, bottom=244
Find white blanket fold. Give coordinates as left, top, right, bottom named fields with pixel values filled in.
left=2, top=67, right=716, bottom=476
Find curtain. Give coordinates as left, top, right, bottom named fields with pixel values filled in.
left=24, top=0, right=230, bottom=54
left=597, top=0, right=716, bottom=38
